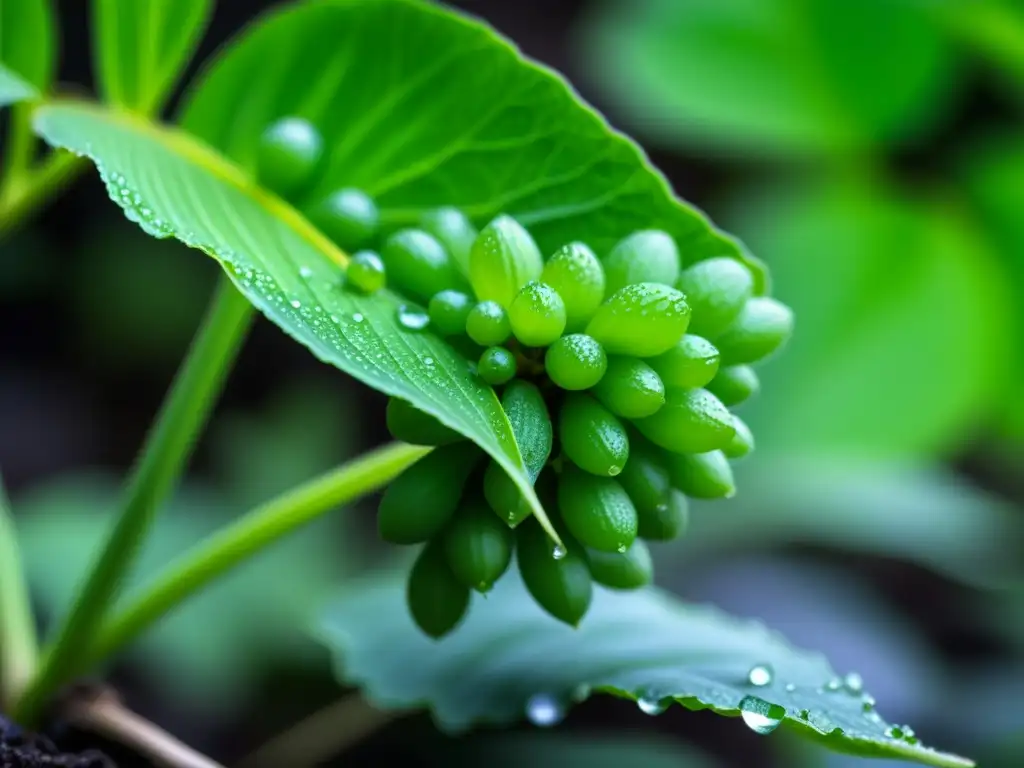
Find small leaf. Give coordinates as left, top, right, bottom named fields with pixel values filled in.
left=0, top=0, right=56, bottom=94
left=92, top=0, right=213, bottom=115
left=315, top=567, right=971, bottom=767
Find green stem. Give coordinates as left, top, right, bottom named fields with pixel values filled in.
left=0, top=475, right=38, bottom=710
left=0, top=150, right=87, bottom=237
left=1, top=104, right=38, bottom=190
left=87, top=442, right=430, bottom=668
left=12, top=276, right=254, bottom=726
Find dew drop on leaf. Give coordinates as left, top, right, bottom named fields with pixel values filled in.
left=739, top=696, right=784, bottom=735
left=551, top=544, right=567, bottom=560
left=525, top=693, right=564, bottom=727
left=887, top=726, right=904, bottom=739
left=397, top=304, right=430, bottom=331
left=747, top=664, right=773, bottom=687
left=636, top=693, right=669, bottom=716
left=784, top=683, right=796, bottom=693
left=861, top=694, right=876, bottom=712
left=290, top=299, right=302, bottom=309
left=299, top=265, right=314, bottom=278
left=824, top=677, right=842, bottom=692
left=352, top=313, right=364, bottom=323
left=843, top=672, right=864, bottom=694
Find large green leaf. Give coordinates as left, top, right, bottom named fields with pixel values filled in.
left=722, top=177, right=1011, bottom=458
left=0, top=0, right=55, bottom=93
left=579, top=0, right=956, bottom=157
left=316, top=567, right=971, bottom=768
left=0, top=63, right=33, bottom=106
left=32, top=100, right=563, bottom=543
left=92, top=0, right=212, bottom=115
left=448, top=733, right=715, bottom=768
left=176, top=0, right=754, bottom=273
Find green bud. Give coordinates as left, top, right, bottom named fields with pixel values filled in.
left=443, top=498, right=515, bottom=592
left=255, top=116, right=323, bottom=198
left=676, top=256, right=754, bottom=338
left=466, top=300, right=511, bottom=346
left=381, top=229, right=460, bottom=303
left=648, top=334, right=720, bottom=389
left=587, top=539, right=653, bottom=590
left=545, top=334, right=607, bottom=391
left=667, top=450, right=736, bottom=499
left=715, top=297, right=794, bottom=364
left=509, top=281, right=567, bottom=347
left=306, top=188, right=379, bottom=251
left=591, top=357, right=666, bottom=419
left=428, top=289, right=473, bottom=336
left=540, top=242, right=606, bottom=332
left=617, top=439, right=671, bottom=517
left=517, top=519, right=593, bottom=627
left=602, top=230, right=681, bottom=295
left=557, top=465, right=638, bottom=553
left=469, top=214, right=543, bottom=306
left=406, top=540, right=470, bottom=639
left=559, top=393, right=630, bottom=477
left=723, top=415, right=755, bottom=460
left=586, top=283, right=691, bottom=357
left=483, top=460, right=532, bottom=527
left=634, top=388, right=735, bottom=454
left=385, top=397, right=463, bottom=446
left=345, top=250, right=386, bottom=294
left=478, top=346, right=517, bottom=385
left=419, top=207, right=478, bottom=278
left=638, top=489, right=689, bottom=541
left=377, top=443, right=480, bottom=544
left=706, top=364, right=760, bottom=407
left=502, top=380, right=553, bottom=483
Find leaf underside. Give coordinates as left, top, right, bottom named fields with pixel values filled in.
left=317, top=567, right=972, bottom=768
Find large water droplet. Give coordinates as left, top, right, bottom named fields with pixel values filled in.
left=784, top=683, right=796, bottom=693
left=739, top=696, right=784, bottom=735
left=747, top=664, right=773, bottom=687
left=552, top=544, right=567, bottom=560
left=861, top=694, right=876, bottom=712
left=352, top=312, right=364, bottom=323
left=397, top=305, right=430, bottom=331
left=525, top=693, right=563, bottom=727
left=637, top=694, right=670, bottom=716
left=824, top=677, right=842, bottom=692
left=290, top=299, right=302, bottom=309
left=843, top=672, right=863, bottom=694
left=299, top=265, right=314, bottom=279
left=887, top=726, right=904, bottom=739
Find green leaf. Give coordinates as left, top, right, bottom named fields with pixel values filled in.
left=176, top=0, right=753, bottom=273
left=449, top=732, right=715, bottom=768
left=722, top=177, right=1011, bottom=458
left=316, top=567, right=970, bottom=767
left=32, top=100, right=562, bottom=544
left=579, top=0, right=956, bottom=157
left=92, top=0, right=212, bottom=115
left=0, top=63, right=33, bottom=106
left=0, top=0, right=56, bottom=94
left=675, top=458, right=1024, bottom=591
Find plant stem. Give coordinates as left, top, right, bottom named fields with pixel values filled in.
left=0, top=475, right=38, bottom=710
left=88, top=441, right=430, bottom=668
left=12, top=276, right=254, bottom=726
left=0, top=150, right=86, bottom=237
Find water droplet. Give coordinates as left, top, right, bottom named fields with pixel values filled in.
left=637, top=695, right=669, bottom=716
left=654, top=502, right=668, bottom=514
left=843, top=672, right=863, bottom=694
left=616, top=543, right=627, bottom=554
left=739, top=696, right=784, bottom=735
left=424, top=356, right=435, bottom=366
left=290, top=299, right=302, bottom=309
left=525, top=693, right=563, bottom=727
left=887, top=726, right=904, bottom=739
left=824, top=677, right=842, bottom=692
left=352, top=312, right=364, bottom=323
left=397, top=304, right=430, bottom=331
left=552, top=544, right=567, bottom=560
left=747, top=665, right=773, bottom=687
left=608, top=464, right=622, bottom=476
left=784, top=683, right=796, bottom=693
left=299, top=265, right=314, bottom=278
left=861, top=694, right=876, bottom=712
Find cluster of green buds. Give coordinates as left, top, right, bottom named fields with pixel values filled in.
left=255, top=117, right=794, bottom=638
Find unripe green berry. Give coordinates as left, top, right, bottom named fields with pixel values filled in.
left=545, top=334, right=607, bottom=391
left=381, top=229, right=460, bottom=303
left=617, top=439, right=671, bottom=517
left=509, top=281, right=567, bottom=347
left=557, top=465, right=638, bottom=553
left=478, top=346, right=517, bottom=385
left=502, top=380, right=552, bottom=483
left=559, top=393, right=630, bottom=477
left=715, top=297, right=794, bottom=364
left=724, top=415, right=755, bottom=460
left=540, top=242, right=606, bottom=332
left=602, top=230, right=680, bottom=295
left=484, top=460, right=532, bottom=527
left=634, top=388, right=735, bottom=454
left=428, top=289, right=473, bottom=336
left=587, top=538, right=653, bottom=590
left=443, top=498, right=515, bottom=592
left=346, top=250, right=386, bottom=294
left=638, top=489, right=689, bottom=541
left=420, top=207, right=477, bottom=278
left=386, top=397, right=463, bottom=446
left=469, top=214, right=543, bottom=307
left=667, top=450, right=736, bottom=499
left=517, top=519, right=593, bottom=627
left=406, top=540, right=470, bottom=639
left=677, top=256, right=754, bottom=338
left=586, top=283, right=691, bottom=357
left=591, top=357, right=666, bottom=419
left=466, top=300, right=511, bottom=346
left=707, top=364, right=760, bottom=407
left=306, top=188, right=379, bottom=250
left=255, top=116, right=323, bottom=198
left=377, top=443, right=480, bottom=544
left=648, top=334, right=720, bottom=389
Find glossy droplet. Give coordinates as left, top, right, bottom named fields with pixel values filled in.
left=637, top=694, right=669, bottom=716
left=784, top=683, right=796, bottom=693
left=747, top=664, right=773, bottom=687
left=887, top=726, right=904, bottom=739
left=552, top=544, right=567, bottom=560
left=824, top=677, right=842, bottom=692
left=861, top=694, right=876, bottom=712
left=843, top=672, right=864, bottom=694
left=525, top=693, right=564, bottom=727
left=299, top=265, right=314, bottom=278
left=290, top=299, right=302, bottom=309
left=739, top=696, right=784, bottom=736
left=397, top=305, right=430, bottom=331
left=347, top=250, right=386, bottom=294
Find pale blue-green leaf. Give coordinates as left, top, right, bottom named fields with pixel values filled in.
left=315, top=566, right=971, bottom=768
left=0, top=0, right=56, bottom=93
left=31, top=101, right=561, bottom=544
left=93, top=0, right=212, bottom=115
left=0, top=62, right=33, bottom=106
left=449, top=732, right=715, bottom=768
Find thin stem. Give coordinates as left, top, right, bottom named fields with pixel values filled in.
left=1, top=104, right=38, bottom=190
left=12, top=276, right=254, bottom=726
left=0, top=474, right=38, bottom=709
left=236, top=695, right=398, bottom=768
left=89, top=442, right=430, bottom=668
left=0, top=150, right=87, bottom=237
